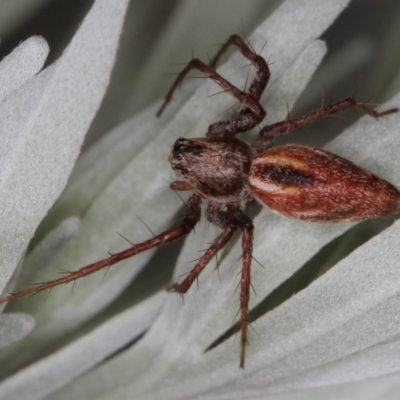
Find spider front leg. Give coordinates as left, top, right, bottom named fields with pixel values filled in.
left=209, top=34, right=271, bottom=105
left=0, top=194, right=202, bottom=304
left=170, top=202, right=254, bottom=368
left=258, top=97, right=398, bottom=148
left=157, top=35, right=269, bottom=137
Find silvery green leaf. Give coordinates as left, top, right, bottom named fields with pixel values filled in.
left=0, top=0, right=129, bottom=377
left=2, top=0, right=400, bottom=400
left=0, top=314, right=34, bottom=349
left=0, top=292, right=165, bottom=400
left=0, top=0, right=129, bottom=296
left=0, top=217, right=79, bottom=352
left=0, top=36, right=49, bottom=103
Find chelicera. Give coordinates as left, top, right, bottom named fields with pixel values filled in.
left=0, top=35, right=398, bottom=368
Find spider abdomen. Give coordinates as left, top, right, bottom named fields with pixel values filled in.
left=249, top=144, right=400, bottom=222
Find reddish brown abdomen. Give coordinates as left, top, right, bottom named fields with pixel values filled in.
left=249, top=145, right=400, bottom=222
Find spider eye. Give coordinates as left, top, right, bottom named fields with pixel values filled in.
left=176, top=155, right=182, bottom=161
left=173, top=137, right=186, bottom=152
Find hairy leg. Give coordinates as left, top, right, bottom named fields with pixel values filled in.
left=209, top=34, right=271, bottom=105
left=157, top=35, right=270, bottom=137
left=239, top=214, right=254, bottom=368
left=171, top=201, right=255, bottom=368
left=169, top=203, right=237, bottom=293
left=259, top=97, right=398, bottom=148
left=0, top=194, right=202, bottom=304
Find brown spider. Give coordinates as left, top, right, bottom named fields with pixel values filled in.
left=0, top=35, right=398, bottom=368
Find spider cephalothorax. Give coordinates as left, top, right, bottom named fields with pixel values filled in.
left=0, top=34, right=398, bottom=369
left=169, top=136, right=256, bottom=202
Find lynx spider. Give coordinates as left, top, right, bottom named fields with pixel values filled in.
left=1, top=35, right=398, bottom=368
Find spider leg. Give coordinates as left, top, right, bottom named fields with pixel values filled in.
left=171, top=201, right=254, bottom=368
left=0, top=194, right=202, bottom=305
left=156, top=57, right=265, bottom=127
left=206, top=35, right=272, bottom=137
left=209, top=34, right=271, bottom=104
left=170, top=202, right=237, bottom=293
left=259, top=97, right=398, bottom=148
left=169, top=222, right=237, bottom=294
left=239, top=213, right=254, bottom=369
left=206, top=203, right=255, bottom=367
left=157, top=35, right=269, bottom=137
left=170, top=180, right=194, bottom=191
